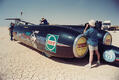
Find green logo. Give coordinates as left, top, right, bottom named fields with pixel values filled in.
left=45, top=34, right=59, bottom=53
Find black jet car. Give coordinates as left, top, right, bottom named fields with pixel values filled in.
left=7, top=18, right=119, bottom=63
left=13, top=24, right=89, bottom=58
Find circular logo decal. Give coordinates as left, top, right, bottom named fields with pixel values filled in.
left=46, top=35, right=56, bottom=51
left=104, top=34, right=112, bottom=45
left=103, top=50, right=116, bottom=62
left=45, top=34, right=59, bottom=53
left=76, top=37, right=88, bottom=57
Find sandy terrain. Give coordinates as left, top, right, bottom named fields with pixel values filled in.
left=0, top=27, right=119, bottom=80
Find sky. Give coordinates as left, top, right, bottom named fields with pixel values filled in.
left=0, top=0, right=119, bottom=27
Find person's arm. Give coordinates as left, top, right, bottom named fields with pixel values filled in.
left=40, top=20, right=42, bottom=24
left=84, top=29, right=90, bottom=37
left=83, top=24, right=89, bottom=34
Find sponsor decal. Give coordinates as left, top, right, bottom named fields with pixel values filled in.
left=76, top=37, right=88, bottom=57
left=45, top=34, right=59, bottom=53
left=104, top=34, right=111, bottom=45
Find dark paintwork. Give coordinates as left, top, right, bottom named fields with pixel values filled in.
left=12, top=24, right=112, bottom=58
left=62, top=25, right=111, bottom=44
left=11, top=23, right=119, bottom=64
left=6, top=18, right=119, bottom=63
left=13, top=25, right=82, bottom=58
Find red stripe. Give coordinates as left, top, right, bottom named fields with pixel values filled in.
left=115, top=59, right=119, bottom=61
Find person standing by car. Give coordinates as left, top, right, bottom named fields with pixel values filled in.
left=9, top=22, right=15, bottom=41
left=40, top=18, right=49, bottom=25
left=84, top=20, right=101, bottom=68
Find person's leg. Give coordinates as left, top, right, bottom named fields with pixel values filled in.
left=10, top=31, right=13, bottom=41
left=89, top=50, right=94, bottom=65
left=88, top=45, right=94, bottom=66
left=85, top=45, right=95, bottom=68
left=95, top=47, right=100, bottom=64
left=95, top=50, right=100, bottom=61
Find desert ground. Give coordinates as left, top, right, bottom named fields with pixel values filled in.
left=0, top=27, right=119, bottom=80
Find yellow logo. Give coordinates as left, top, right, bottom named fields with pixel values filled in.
left=76, top=37, right=88, bottom=57
left=104, top=34, right=112, bottom=45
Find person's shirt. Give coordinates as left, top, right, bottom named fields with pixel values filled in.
left=84, top=27, right=102, bottom=46
left=9, top=23, right=14, bottom=31
left=41, top=19, right=49, bottom=25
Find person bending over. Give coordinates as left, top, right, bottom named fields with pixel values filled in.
left=84, top=20, right=102, bottom=68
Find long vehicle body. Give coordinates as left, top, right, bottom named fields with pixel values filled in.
left=6, top=18, right=119, bottom=63
left=13, top=25, right=89, bottom=58
left=12, top=24, right=112, bottom=58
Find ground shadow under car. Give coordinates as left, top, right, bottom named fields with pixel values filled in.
left=18, top=42, right=119, bottom=68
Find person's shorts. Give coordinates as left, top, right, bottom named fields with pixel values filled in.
left=88, top=45, right=98, bottom=51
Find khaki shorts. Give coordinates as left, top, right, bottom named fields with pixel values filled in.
left=88, top=45, right=98, bottom=51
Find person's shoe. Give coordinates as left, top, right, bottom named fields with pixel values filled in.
left=85, top=64, right=92, bottom=69
left=97, top=61, right=100, bottom=65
